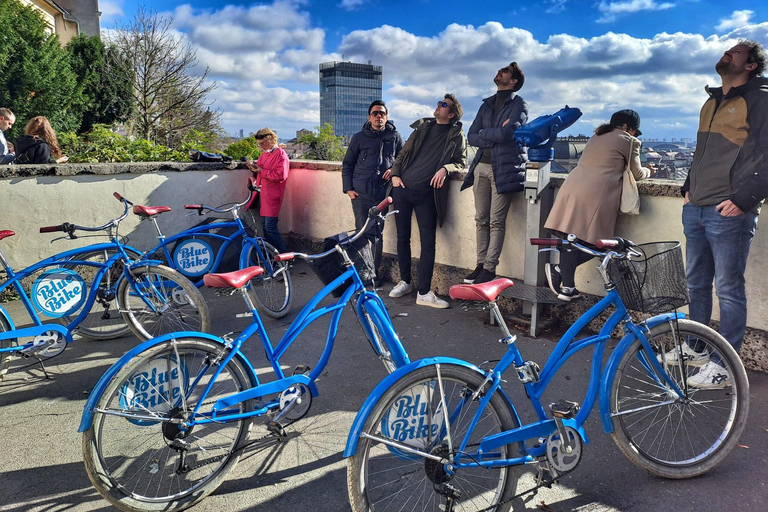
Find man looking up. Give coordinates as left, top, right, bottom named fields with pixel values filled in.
left=461, top=63, right=528, bottom=284
left=0, top=108, right=16, bottom=164
left=677, top=40, right=768, bottom=388
left=387, top=94, right=467, bottom=308
left=342, top=100, right=404, bottom=274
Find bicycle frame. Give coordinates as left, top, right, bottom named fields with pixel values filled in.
left=79, top=256, right=410, bottom=431
left=344, top=288, right=687, bottom=466
left=0, top=241, right=146, bottom=353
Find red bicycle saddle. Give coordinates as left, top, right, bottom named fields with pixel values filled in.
left=0, top=230, right=15, bottom=241
left=203, top=266, right=264, bottom=289
left=132, top=205, right=172, bottom=217
left=449, top=278, right=514, bottom=302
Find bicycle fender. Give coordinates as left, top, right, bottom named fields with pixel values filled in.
left=343, top=357, right=519, bottom=458
left=78, top=331, right=258, bottom=432
left=356, top=292, right=410, bottom=368
left=599, top=312, right=685, bottom=433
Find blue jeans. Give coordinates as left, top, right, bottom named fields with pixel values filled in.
left=262, top=216, right=288, bottom=254
left=682, top=203, right=758, bottom=353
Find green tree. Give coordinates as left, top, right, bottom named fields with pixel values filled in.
left=0, top=0, right=83, bottom=139
left=66, top=35, right=134, bottom=133
left=223, top=137, right=262, bottom=161
left=298, top=123, right=347, bottom=161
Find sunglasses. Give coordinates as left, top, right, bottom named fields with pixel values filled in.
left=369, top=110, right=387, bottom=117
left=499, top=67, right=512, bottom=74
left=437, top=101, right=451, bottom=108
left=254, top=134, right=269, bottom=140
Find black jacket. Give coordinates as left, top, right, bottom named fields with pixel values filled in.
left=342, top=120, right=405, bottom=201
left=462, top=92, right=529, bottom=194
left=14, top=135, right=55, bottom=164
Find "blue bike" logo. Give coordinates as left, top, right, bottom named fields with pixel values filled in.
left=31, top=268, right=87, bottom=318
left=173, top=239, right=214, bottom=277
left=120, top=355, right=189, bottom=425
left=381, top=383, right=445, bottom=457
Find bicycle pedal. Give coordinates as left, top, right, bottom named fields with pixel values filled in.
left=293, top=364, right=311, bottom=375
left=549, top=400, right=580, bottom=419
left=235, top=312, right=253, bottom=318
left=266, top=421, right=287, bottom=439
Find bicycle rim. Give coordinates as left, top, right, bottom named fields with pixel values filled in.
left=244, top=240, right=292, bottom=319
left=611, top=319, right=749, bottom=478
left=348, top=364, right=518, bottom=512
left=83, top=338, right=253, bottom=511
left=356, top=306, right=397, bottom=373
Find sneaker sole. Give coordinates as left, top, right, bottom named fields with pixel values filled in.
left=416, top=300, right=449, bottom=309
left=686, top=378, right=732, bottom=389
left=556, top=293, right=581, bottom=301
left=659, top=355, right=710, bottom=367
left=463, top=278, right=475, bottom=284
left=389, top=290, right=411, bottom=298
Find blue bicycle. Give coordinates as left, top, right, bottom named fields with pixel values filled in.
left=0, top=194, right=209, bottom=379
left=80, top=198, right=410, bottom=511
left=345, top=235, right=749, bottom=512
left=123, top=177, right=292, bottom=320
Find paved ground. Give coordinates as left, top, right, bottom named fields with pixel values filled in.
left=1, top=263, right=766, bottom=511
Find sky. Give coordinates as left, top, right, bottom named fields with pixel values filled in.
left=98, top=0, right=768, bottom=141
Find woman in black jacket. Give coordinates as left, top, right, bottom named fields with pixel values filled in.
left=14, top=116, right=68, bottom=164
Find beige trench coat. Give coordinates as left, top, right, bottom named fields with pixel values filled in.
left=544, top=128, right=650, bottom=244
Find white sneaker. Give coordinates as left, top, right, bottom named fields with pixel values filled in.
left=416, top=291, right=449, bottom=309
left=389, top=280, right=412, bottom=298
left=659, top=342, right=710, bottom=367
left=687, top=361, right=731, bottom=389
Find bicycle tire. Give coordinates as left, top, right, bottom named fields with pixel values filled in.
left=118, top=265, right=211, bottom=341
left=610, top=319, right=749, bottom=478
left=62, top=248, right=142, bottom=340
left=243, top=239, right=292, bottom=319
left=0, top=311, right=15, bottom=380
left=82, top=337, right=255, bottom=512
left=347, top=364, right=520, bottom=512
left=356, top=300, right=397, bottom=374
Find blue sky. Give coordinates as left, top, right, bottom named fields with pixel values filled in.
left=99, top=1, right=768, bottom=141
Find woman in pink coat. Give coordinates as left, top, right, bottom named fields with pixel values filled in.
left=246, top=128, right=290, bottom=253
left=543, top=109, right=652, bottom=301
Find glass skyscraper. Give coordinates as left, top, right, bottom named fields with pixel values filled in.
left=319, top=61, right=383, bottom=140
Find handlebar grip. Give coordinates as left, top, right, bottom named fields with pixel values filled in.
left=40, top=224, right=66, bottom=233
left=247, top=177, right=258, bottom=191
left=184, top=204, right=202, bottom=210
left=530, top=238, right=560, bottom=246
left=376, top=197, right=393, bottom=212
left=113, top=192, right=124, bottom=201
left=274, top=252, right=295, bottom=262
left=596, top=238, right=620, bottom=249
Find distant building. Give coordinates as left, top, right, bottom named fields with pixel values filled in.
left=319, top=61, right=383, bottom=140
left=21, top=0, right=101, bottom=44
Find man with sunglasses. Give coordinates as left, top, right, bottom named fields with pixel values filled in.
left=678, top=39, right=768, bottom=388
left=462, top=62, right=528, bottom=284
left=342, top=100, right=405, bottom=274
left=387, top=94, right=467, bottom=308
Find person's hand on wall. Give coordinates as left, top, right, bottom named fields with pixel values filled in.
left=430, top=168, right=447, bottom=189
left=56, top=155, right=69, bottom=163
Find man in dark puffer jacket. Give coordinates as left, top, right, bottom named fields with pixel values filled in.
left=342, top=100, right=405, bottom=272
left=461, top=62, right=529, bottom=284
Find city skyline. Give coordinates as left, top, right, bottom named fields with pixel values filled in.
left=100, top=1, right=768, bottom=140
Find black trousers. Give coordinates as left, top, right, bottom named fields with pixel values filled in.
left=351, top=195, right=384, bottom=272
left=559, top=246, right=595, bottom=288
left=392, top=187, right=437, bottom=295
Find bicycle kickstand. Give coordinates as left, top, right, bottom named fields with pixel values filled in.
left=34, top=355, right=53, bottom=380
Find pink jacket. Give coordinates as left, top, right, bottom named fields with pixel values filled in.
left=255, top=147, right=289, bottom=217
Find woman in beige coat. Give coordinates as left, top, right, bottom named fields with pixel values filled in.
left=544, top=109, right=652, bottom=301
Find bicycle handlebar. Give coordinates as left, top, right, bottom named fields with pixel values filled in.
left=185, top=181, right=260, bottom=216
left=39, top=192, right=132, bottom=238
left=531, top=235, right=641, bottom=260
left=376, top=197, right=393, bottom=212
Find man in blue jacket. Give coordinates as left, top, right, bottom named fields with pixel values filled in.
left=342, top=101, right=405, bottom=273
left=0, top=108, right=15, bottom=164
left=462, top=63, right=529, bottom=284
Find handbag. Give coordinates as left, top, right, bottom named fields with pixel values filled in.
left=619, top=138, right=640, bottom=215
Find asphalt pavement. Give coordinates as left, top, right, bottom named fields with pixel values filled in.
left=1, top=262, right=766, bottom=512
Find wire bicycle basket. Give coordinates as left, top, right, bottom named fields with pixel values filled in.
left=606, top=241, right=689, bottom=314
left=307, top=230, right=375, bottom=297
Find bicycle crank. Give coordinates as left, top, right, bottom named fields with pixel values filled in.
left=22, top=331, right=66, bottom=358
left=545, top=426, right=582, bottom=476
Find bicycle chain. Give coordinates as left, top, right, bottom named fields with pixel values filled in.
left=473, top=464, right=578, bottom=512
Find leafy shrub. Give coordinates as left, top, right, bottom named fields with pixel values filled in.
left=223, top=137, right=262, bottom=161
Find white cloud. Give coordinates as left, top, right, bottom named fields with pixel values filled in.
left=715, top=10, right=754, bottom=32
left=98, top=0, right=124, bottom=23
left=546, top=0, right=569, bottom=14
left=339, top=0, right=366, bottom=10
left=596, top=0, right=675, bottom=24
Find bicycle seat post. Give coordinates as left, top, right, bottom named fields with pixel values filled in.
left=489, top=302, right=515, bottom=343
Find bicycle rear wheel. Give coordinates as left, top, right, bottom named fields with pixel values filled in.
left=118, top=265, right=211, bottom=341
left=82, top=337, right=255, bottom=512
left=347, top=364, right=519, bottom=512
left=243, top=239, right=292, bottom=318
left=62, top=248, right=141, bottom=340
left=0, top=312, right=15, bottom=380
left=610, top=319, right=749, bottom=478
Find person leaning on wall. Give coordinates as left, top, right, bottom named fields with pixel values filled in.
left=543, top=109, right=652, bottom=301
left=14, top=116, right=69, bottom=164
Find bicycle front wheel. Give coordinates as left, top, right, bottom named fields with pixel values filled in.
left=118, top=265, right=211, bottom=341
left=62, top=248, right=142, bottom=340
left=610, top=319, right=749, bottom=478
left=243, top=239, right=292, bottom=318
left=348, top=364, right=519, bottom=512
left=356, top=299, right=398, bottom=373
left=82, top=337, right=255, bottom=512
